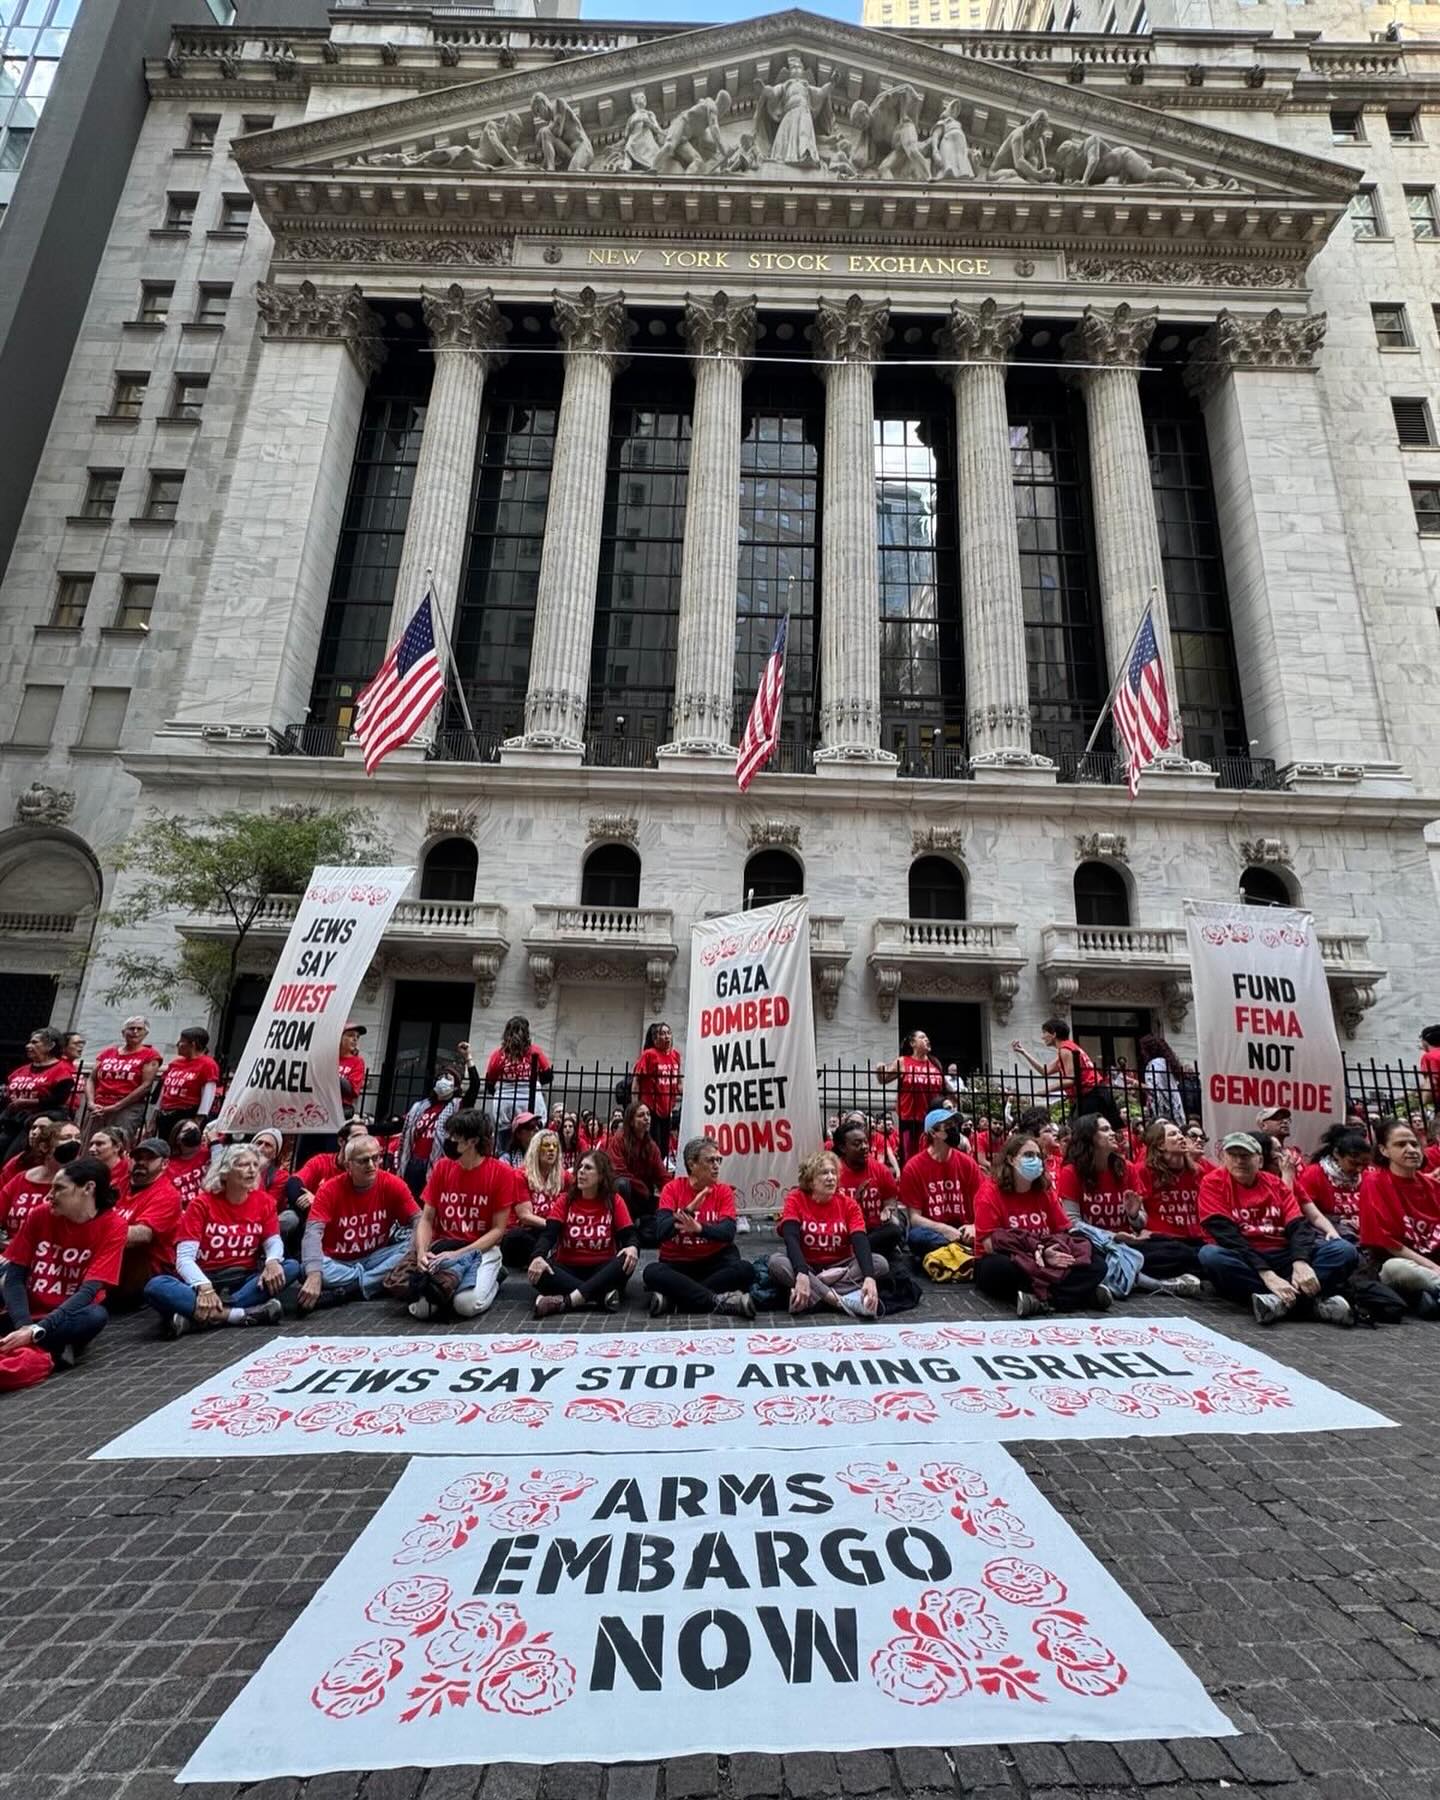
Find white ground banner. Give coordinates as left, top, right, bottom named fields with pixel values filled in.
left=179, top=1442, right=1232, bottom=1780
left=674, top=897, right=822, bottom=1215
left=218, top=864, right=414, bottom=1135
left=95, top=1318, right=1390, bottom=1461
left=1185, top=899, right=1345, bottom=1156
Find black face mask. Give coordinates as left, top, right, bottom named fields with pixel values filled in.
left=177, top=1130, right=203, bottom=1151
left=943, top=1124, right=962, bottom=1148
left=441, top=1136, right=459, bottom=1160
left=53, top=1139, right=82, bottom=1165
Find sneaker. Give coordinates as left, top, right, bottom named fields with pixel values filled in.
left=165, top=1313, right=190, bottom=1341
left=1251, top=1291, right=1287, bottom=1326
left=1314, top=1294, right=1353, bottom=1328
left=1015, top=1291, right=1050, bottom=1320
left=1160, top=1274, right=1203, bottom=1300
left=242, top=1299, right=283, bottom=1327
left=714, top=1291, right=757, bottom=1320
left=1094, top=1285, right=1114, bottom=1311
left=407, top=1297, right=435, bottom=1321
left=648, top=1292, right=673, bottom=1318
left=1417, top=1290, right=1440, bottom=1322
left=839, top=1289, right=882, bottom=1319
left=534, top=1294, right=567, bottom=1320
left=53, top=1343, right=78, bottom=1370
left=310, top=1287, right=352, bottom=1312
left=603, top=1290, right=622, bottom=1313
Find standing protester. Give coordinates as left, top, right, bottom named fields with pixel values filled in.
left=770, top=1150, right=884, bottom=1318
left=972, top=1133, right=1106, bottom=1318
left=398, top=1048, right=479, bottom=1196
left=484, top=1016, right=553, bottom=1156
left=1198, top=1132, right=1357, bottom=1327
left=112, top=1136, right=183, bottom=1301
left=1, top=1119, right=81, bottom=1246
left=1419, top=1025, right=1440, bottom=1108
left=529, top=1149, right=637, bottom=1318
left=153, top=1029, right=219, bottom=1141
left=1138, top=1034, right=1187, bottom=1126
left=0, top=1156, right=126, bottom=1369
left=1358, top=1118, right=1440, bottom=1318
left=143, top=1144, right=297, bottom=1337
left=298, top=1134, right=417, bottom=1310
left=338, top=1022, right=368, bottom=1116
left=644, top=1137, right=753, bottom=1318
left=875, top=1030, right=953, bottom=1164
left=833, top=1117, right=905, bottom=1259
left=84, top=1017, right=161, bottom=1139
left=633, top=1022, right=683, bottom=1164
left=899, top=1107, right=983, bottom=1260
left=402, top=1107, right=517, bottom=1321
left=605, top=1100, right=668, bottom=1224
left=0, top=1028, right=78, bottom=1161
left=1011, top=1020, right=1123, bottom=1129
left=1125, top=1121, right=1208, bottom=1283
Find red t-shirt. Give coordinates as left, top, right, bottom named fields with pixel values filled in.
left=170, top=1149, right=211, bottom=1208
left=1130, top=1158, right=1204, bottom=1242
left=5, top=1204, right=126, bottom=1314
left=297, top=1151, right=344, bottom=1195
left=779, top=1187, right=866, bottom=1264
left=1420, top=1046, right=1440, bottom=1103
left=633, top=1048, right=682, bottom=1118
left=485, top=1046, right=552, bottom=1097
left=312, top=1170, right=417, bottom=1259
left=114, top=1176, right=183, bottom=1274
left=898, top=1148, right=982, bottom=1229
left=410, top=1102, right=445, bottom=1162
left=524, top=1181, right=567, bottom=1222
left=1, top=1170, right=52, bottom=1238
left=605, top=1128, right=667, bottom=1206
left=895, top=1056, right=946, bottom=1123
left=1424, top=1143, right=1440, bottom=1174
left=1297, top=1161, right=1362, bottom=1232
left=1055, top=1161, right=1135, bottom=1233
left=179, top=1188, right=280, bottom=1274
left=1058, top=1039, right=1100, bottom=1098
left=972, top=1130, right=993, bottom=1163
left=1358, top=1166, right=1440, bottom=1258
left=551, top=1188, right=633, bottom=1267
left=5, top=1059, right=77, bottom=1109
left=102, top=1156, right=133, bottom=1208
left=422, top=1156, right=519, bottom=1242
left=158, top=1054, right=219, bottom=1114
left=1198, top=1167, right=1298, bottom=1252
left=338, top=1053, right=368, bottom=1104
left=836, top=1155, right=901, bottom=1231
left=91, top=1043, right=161, bottom=1109
left=973, top=1178, right=1070, bottom=1241
left=869, top=1128, right=898, bottom=1161
left=656, top=1175, right=737, bottom=1263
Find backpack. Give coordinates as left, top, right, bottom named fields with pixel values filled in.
left=0, top=1345, right=52, bottom=1391
left=920, top=1242, right=976, bottom=1283
left=1345, top=1271, right=1406, bottom=1326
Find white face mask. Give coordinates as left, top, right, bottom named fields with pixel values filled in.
left=434, top=1079, right=455, bottom=1100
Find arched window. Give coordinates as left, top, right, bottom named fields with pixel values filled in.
left=1074, top=861, right=1130, bottom=929
left=744, top=849, right=803, bottom=906
left=420, top=838, right=477, bottom=903
left=581, top=843, right=641, bottom=909
left=908, top=855, right=966, bottom=921
left=1240, top=865, right=1292, bottom=908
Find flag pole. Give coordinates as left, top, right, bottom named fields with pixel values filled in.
left=1079, top=587, right=1158, bottom=760
left=425, top=565, right=478, bottom=741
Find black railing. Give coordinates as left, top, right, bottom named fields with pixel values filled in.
left=428, top=729, right=502, bottom=764
left=1216, top=755, right=1283, bottom=791
left=897, top=747, right=972, bottom=781
left=584, top=734, right=658, bottom=769
left=279, top=721, right=345, bottom=757
left=1058, top=750, right=1123, bottom=785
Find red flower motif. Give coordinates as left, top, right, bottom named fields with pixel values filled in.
left=487, top=1399, right=552, bottom=1429
left=336, top=1405, right=408, bottom=1437
left=1032, top=1385, right=1093, bottom=1417
left=918, top=1461, right=988, bottom=1498
left=486, top=1336, right=542, bottom=1356
left=364, top=1576, right=452, bottom=1635
left=432, top=1342, right=483, bottom=1362
left=1130, top=1381, right=1196, bottom=1411
left=1087, top=1388, right=1162, bottom=1420
left=974, top=1655, right=1047, bottom=1702
left=817, top=1329, right=892, bottom=1354
left=393, top=1515, right=473, bottom=1566
left=311, top=1637, right=406, bottom=1720
left=1032, top=1614, right=1127, bottom=1698
left=294, top=1401, right=358, bottom=1433
left=872, top=1390, right=939, bottom=1424
left=192, top=1395, right=291, bottom=1437
left=190, top=1394, right=258, bottom=1426
left=943, top=1387, right=1031, bottom=1419
left=487, top=1497, right=562, bottom=1532
left=589, top=1339, right=637, bottom=1359
left=234, top=1363, right=296, bottom=1392
left=870, top=1635, right=970, bottom=1706
left=318, top=1345, right=372, bottom=1365
left=476, top=1639, right=577, bottom=1716
left=1090, top=1325, right=1154, bottom=1348
left=424, top=1601, right=526, bottom=1675
left=908, top=1587, right=1008, bottom=1658
left=406, top=1399, right=483, bottom=1426
left=680, top=1394, right=744, bottom=1427
left=877, top=1489, right=945, bottom=1524
left=564, top=1397, right=628, bottom=1423
left=747, top=1333, right=799, bottom=1356
left=754, top=1394, right=816, bottom=1426
left=982, top=1558, right=1069, bottom=1610
left=956, top=1500, right=1034, bottom=1549
left=518, top=1469, right=597, bottom=1504
left=625, top=1401, right=682, bottom=1429
left=529, top=1340, right=578, bottom=1361
left=814, top=1396, right=878, bottom=1425
left=436, top=1472, right=509, bottom=1510
left=649, top=1334, right=734, bottom=1357
left=837, top=1459, right=909, bottom=1495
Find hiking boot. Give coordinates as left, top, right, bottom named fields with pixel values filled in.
left=648, top=1292, right=672, bottom=1318
left=1314, top=1294, right=1353, bottom=1328
left=534, top=1294, right=567, bottom=1320
left=241, top=1299, right=283, bottom=1327
left=1094, top=1285, right=1114, bottom=1311
left=714, top=1291, right=757, bottom=1319
left=1015, top=1291, right=1050, bottom=1320
left=1251, top=1291, right=1287, bottom=1326
left=1159, top=1274, right=1203, bottom=1300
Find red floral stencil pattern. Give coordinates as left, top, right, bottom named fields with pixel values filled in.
left=393, top=1466, right=598, bottom=1565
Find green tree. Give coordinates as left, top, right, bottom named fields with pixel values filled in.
left=97, top=805, right=386, bottom=1054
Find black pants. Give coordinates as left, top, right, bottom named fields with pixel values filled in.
left=501, top=1225, right=542, bottom=1269
left=1138, top=1235, right=1204, bottom=1280
left=153, top=1109, right=195, bottom=1144
left=975, top=1250, right=1105, bottom=1311
left=865, top=1219, right=905, bottom=1260
left=536, top=1254, right=629, bottom=1307
left=649, top=1112, right=674, bottom=1163
left=642, top=1248, right=750, bottom=1312
left=1073, top=1086, right=1124, bottom=1130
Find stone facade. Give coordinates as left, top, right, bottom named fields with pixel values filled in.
left=0, top=5, right=1437, bottom=1094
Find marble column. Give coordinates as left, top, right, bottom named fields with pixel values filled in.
left=814, top=294, right=895, bottom=768
left=1063, top=304, right=1177, bottom=709
left=938, top=298, right=1049, bottom=769
left=390, top=285, right=508, bottom=648
left=659, top=291, right=757, bottom=759
left=509, top=287, right=629, bottom=755
left=162, top=281, right=384, bottom=746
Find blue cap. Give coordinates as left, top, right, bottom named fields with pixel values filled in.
left=924, top=1106, right=959, bottom=1133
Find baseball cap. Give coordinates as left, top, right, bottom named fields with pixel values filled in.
left=511, top=1111, right=541, bottom=1132
left=1256, top=1106, right=1290, bottom=1124
left=1221, top=1132, right=1262, bottom=1155
left=134, top=1137, right=171, bottom=1158
left=343, top=1021, right=367, bottom=1036
left=924, top=1106, right=959, bottom=1133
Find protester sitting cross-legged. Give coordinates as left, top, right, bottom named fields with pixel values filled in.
left=643, top=1136, right=754, bottom=1319
left=898, top=1106, right=983, bottom=1264
left=1297, top=1124, right=1370, bottom=1242
left=529, top=1148, right=637, bottom=1319
left=143, top=1143, right=299, bottom=1338
left=1358, top=1117, right=1440, bottom=1319
left=1061, top=1114, right=1201, bottom=1299
left=0, top=1155, right=127, bottom=1369
left=399, top=1107, right=518, bottom=1322
left=832, top=1116, right=905, bottom=1259
left=298, top=1133, right=418, bottom=1312
left=973, top=1132, right=1107, bottom=1318
left=1124, top=1121, right=1208, bottom=1286
left=605, top=1100, right=668, bottom=1228
left=1198, top=1132, right=1358, bottom=1327
left=770, top=1149, right=885, bottom=1319
left=0, top=1117, right=81, bottom=1248
left=112, top=1135, right=183, bottom=1303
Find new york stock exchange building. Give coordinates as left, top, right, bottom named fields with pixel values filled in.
left=3, top=0, right=1440, bottom=1107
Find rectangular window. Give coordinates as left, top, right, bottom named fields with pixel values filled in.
left=186, top=114, right=219, bottom=150
left=51, top=575, right=92, bottom=629
left=240, top=114, right=275, bottom=135
left=143, top=472, right=184, bottom=521
left=1388, top=108, right=1420, bottom=144
left=0, top=127, right=34, bottom=173
left=1330, top=108, right=1363, bottom=144
left=1372, top=303, right=1411, bottom=348
left=1393, top=397, right=1436, bottom=446
left=171, top=373, right=208, bottom=419
left=216, top=193, right=253, bottom=232
left=162, top=191, right=197, bottom=229
left=195, top=283, right=231, bottom=324
left=1350, top=186, right=1384, bottom=238
left=1411, top=484, right=1440, bottom=535
left=137, top=281, right=173, bottom=325
left=111, top=372, right=148, bottom=418
left=80, top=470, right=121, bottom=519
left=1406, top=186, right=1439, bottom=238
left=115, top=576, right=158, bottom=630
left=10, top=684, right=63, bottom=746
left=78, top=687, right=129, bottom=751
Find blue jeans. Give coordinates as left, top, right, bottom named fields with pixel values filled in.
left=144, top=1260, right=301, bottom=1321
left=320, top=1239, right=410, bottom=1299
left=32, top=1303, right=109, bottom=1358
left=908, top=1223, right=962, bottom=1259
left=1199, top=1237, right=1358, bottom=1305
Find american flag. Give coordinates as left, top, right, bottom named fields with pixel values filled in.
left=735, top=616, right=789, bottom=793
left=1111, top=604, right=1177, bottom=797
left=353, top=592, right=447, bottom=774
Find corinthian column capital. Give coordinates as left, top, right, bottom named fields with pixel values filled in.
left=421, top=283, right=510, bottom=369
left=813, top=294, right=890, bottom=371
left=681, top=290, right=758, bottom=364
left=937, top=297, right=1023, bottom=368
left=1062, top=302, right=1157, bottom=378
left=552, top=285, right=631, bottom=367
left=254, top=279, right=385, bottom=379
left=1184, top=306, right=1328, bottom=403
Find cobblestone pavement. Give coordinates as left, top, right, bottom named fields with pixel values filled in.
left=4, top=1232, right=1438, bottom=1800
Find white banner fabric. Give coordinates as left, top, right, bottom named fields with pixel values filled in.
left=218, top=864, right=414, bottom=1135
left=179, top=1442, right=1232, bottom=1781
left=94, top=1318, right=1390, bottom=1462
left=674, top=897, right=822, bottom=1215
left=1184, top=900, right=1346, bottom=1155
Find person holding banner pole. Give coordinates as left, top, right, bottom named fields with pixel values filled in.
left=529, top=1149, right=637, bottom=1317
left=771, top=1150, right=884, bottom=1318
left=643, top=1137, right=754, bottom=1318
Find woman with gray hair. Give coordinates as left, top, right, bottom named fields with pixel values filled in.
left=143, top=1142, right=299, bottom=1338
left=643, top=1137, right=754, bottom=1318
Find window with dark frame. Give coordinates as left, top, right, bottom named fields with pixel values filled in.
left=1330, top=108, right=1363, bottom=143
left=162, top=191, right=197, bottom=229
left=186, top=114, right=219, bottom=150
left=195, top=284, right=231, bottom=324
left=171, top=374, right=208, bottom=419
left=908, top=856, right=967, bottom=922
left=1388, top=108, right=1421, bottom=144
left=1412, top=483, right=1440, bottom=535
left=1074, top=862, right=1131, bottom=929
left=51, top=575, right=92, bottom=629
left=80, top=470, right=121, bottom=519
left=1406, top=186, right=1439, bottom=238
left=743, top=849, right=804, bottom=906
left=240, top=115, right=275, bottom=135
left=1350, top=186, right=1384, bottom=238
left=143, top=472, right=184, bottom=521
left=137, top=281, right=172, bottom=325
left=1392, top=397, right=1436, bottom=446
left=115, top=576, right=158, bottom=629
left=216, top=192, right=253, bottom=232
left=1372, top=303, right=1412, bottom=348
left=419, top=839, right=478, bottom=903
left=580, top=844, right=642, bottom=910
left=110, top=372, right=149, bottom=418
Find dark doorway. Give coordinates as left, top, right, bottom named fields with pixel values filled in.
left=1073, top=1007, right=1147, bottom=1091
left=220, top=975, right=268, bottom=1076
left=380, top=980, right=474, bottom=1121
left=1239, top=866, right=1291, bottom=907
left=745, top=849, right=804, bottom=905
left=581, top=844, right=641, bottom=909
left=908, top=856, right=967, bottom=921
left=0, top=972, right=57, bottom=1072
left=896, top=999, right=986, bottom=1082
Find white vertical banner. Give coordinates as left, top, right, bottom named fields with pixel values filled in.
left=1184, top=899, right=1344, bottom=1155
left=218, top=865, right=414, bottom=1135
left=676, top=897, right=822, bottom=1214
